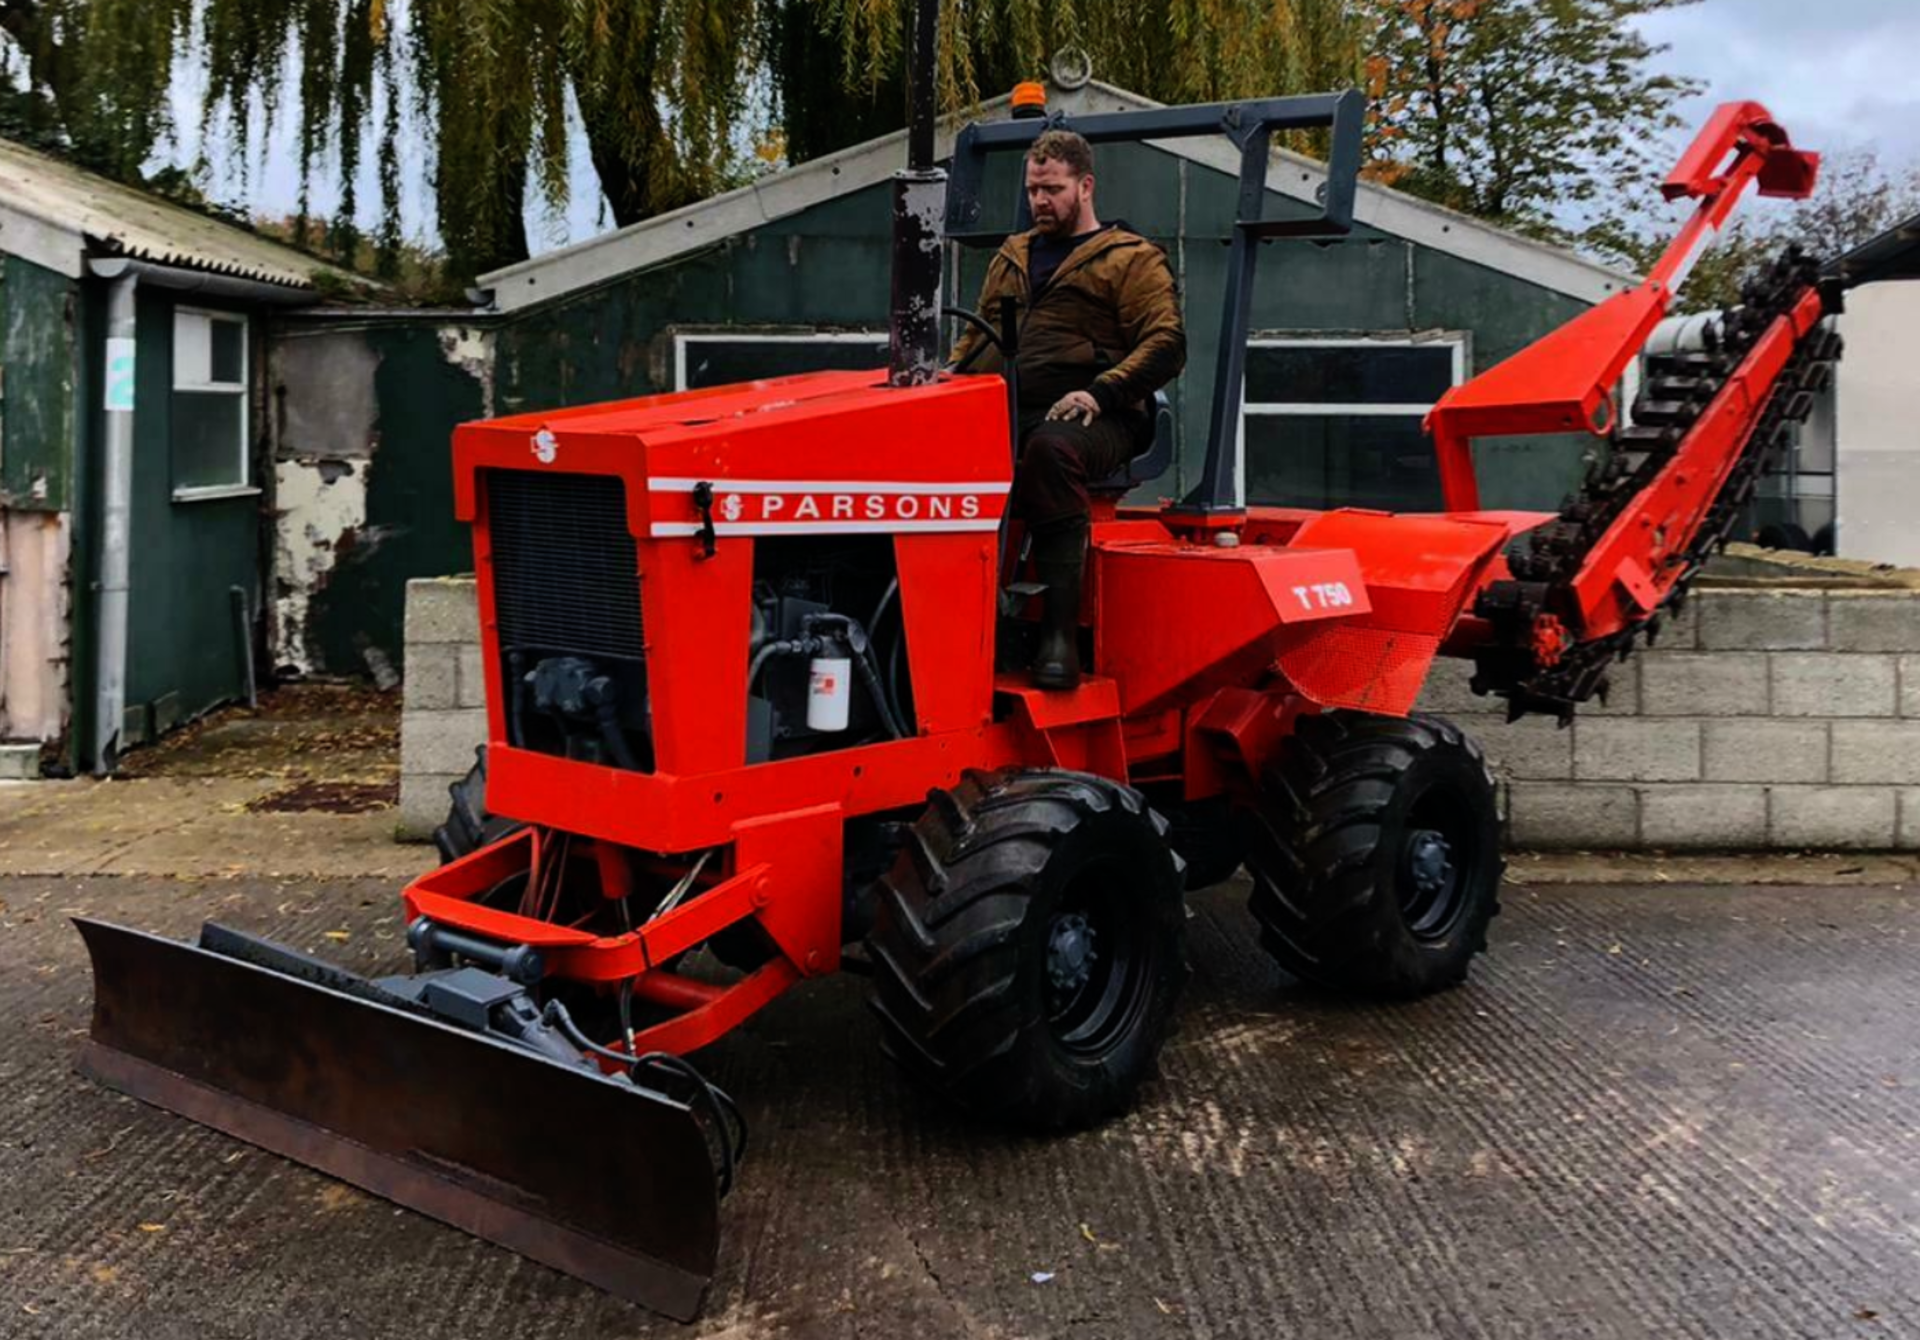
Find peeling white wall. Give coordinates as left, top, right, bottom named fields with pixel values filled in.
left=270, top=321, right=494, bottom=675
left=271, top=458, right=370, bottom=673
left=439, top=326, right=496, bottom=418
left=269, top=328, right=383, bottom=674
left=0, top=509, right=72, bottom=740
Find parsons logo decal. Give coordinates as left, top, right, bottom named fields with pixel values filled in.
left=530, top=429, right=559, bottom=464
left=720, top=491, right=986, bottom=523
left=648, top=478, right=1008, bottom=536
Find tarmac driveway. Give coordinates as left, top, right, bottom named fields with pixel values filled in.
left=4, top=867, right=1919, bottom=1339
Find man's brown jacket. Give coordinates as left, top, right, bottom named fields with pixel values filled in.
left=949, top=225, right=1185, bottom=421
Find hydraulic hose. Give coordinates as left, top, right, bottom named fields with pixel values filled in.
left=593, top=696, right=642, bottom=771
left=854, top=646, right=906, bottom=740
left=541, top=1000, right=748, bottom=1195
left=866, top=579, right=911, bottom=731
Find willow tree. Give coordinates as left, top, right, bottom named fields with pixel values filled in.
left=191, top=0, right=760, bottom=281
left=0, top=0, right=193, bottom=180
left=774, top=0, right=1363, bottom=163
left=0, top=0, right=761, bottom=280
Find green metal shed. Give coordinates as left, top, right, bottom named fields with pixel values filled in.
left=0, top=137, right=359, bottom=773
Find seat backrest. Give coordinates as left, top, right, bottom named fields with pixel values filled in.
left=1092, top=390, right=1175, bottom=494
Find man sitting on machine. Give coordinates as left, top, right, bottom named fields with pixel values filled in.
left=948, top=127, right=1186, bottom=690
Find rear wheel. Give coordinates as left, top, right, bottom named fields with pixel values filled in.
left=866, top=769, right=1188, bottom=1131
left=1242, top=712, right=1502, bottom=997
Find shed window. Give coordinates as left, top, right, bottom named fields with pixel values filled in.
left=1242, top=337, right=1464, bottom=512
left=673, top=331, right=890, bottom=391
left=172, top=308, right=249, bottom=495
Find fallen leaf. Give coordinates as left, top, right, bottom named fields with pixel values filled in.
left=1154, top=1296, right=1175, bottom=1315
left=83, top=1126, right=136, bottom=1161
left=1079, top=1223, right=1098, bottom=1245
left=322, top=930, right=351, bottom=942
left=136, top=1223, right=164, bottom=1234
left=315, top=1184, right=367, bottom=1213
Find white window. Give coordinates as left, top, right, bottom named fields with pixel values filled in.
left=171, top=308, right=251, bottom=498
left=673, top=331, right=890, bottom=392
left=1241, top=336, right=1465, bottom=512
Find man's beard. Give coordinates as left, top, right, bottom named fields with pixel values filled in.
left=1038, top=197, right=1083, bottom=236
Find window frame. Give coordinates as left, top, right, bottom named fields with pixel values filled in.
left=671, top=329, right=891, bottom=393
left=170, top=305, right=256, bottom=502
left=1237, top=333, right=1468, bottom=506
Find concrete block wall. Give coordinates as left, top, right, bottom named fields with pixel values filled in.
left=1417, top=588, right=1920, bottom=850
left=399, top=578, right=488, bottom=838
left=400, top=577, right=1920, bottom=850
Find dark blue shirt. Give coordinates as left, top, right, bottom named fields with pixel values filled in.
left=1029, top=224, right=1111, bottom=295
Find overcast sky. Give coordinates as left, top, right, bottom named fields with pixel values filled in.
left=204, top=0, right=1920, bottom=258
left=1637, top=0, right=1920, bottom=171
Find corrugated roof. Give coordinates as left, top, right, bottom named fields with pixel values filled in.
left=0, top=137, right=358, bottom=290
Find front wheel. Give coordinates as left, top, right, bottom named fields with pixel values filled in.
left=432, top=746, right=523, bottom=864
left=1242, top=712, right=1502, bottom=997
left=865, top=769, right=1188, bottom=1131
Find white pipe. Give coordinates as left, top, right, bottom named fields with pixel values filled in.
left=92, top=271, right=136, bottom=773
left=1646, top=310, right=1724, bottom=357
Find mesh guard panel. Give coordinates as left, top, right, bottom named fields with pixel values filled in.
left=1274, top=625, right=1442, bottom=716
left=486, top=470, right=644, bottom=662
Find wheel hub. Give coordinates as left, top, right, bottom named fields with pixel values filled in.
left=1047, top=913, right=1098, bottom=995
left=1405, top=829, right=1454, bottom=898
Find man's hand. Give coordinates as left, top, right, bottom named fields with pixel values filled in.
left=1046, top=390, right=1101, bottom=427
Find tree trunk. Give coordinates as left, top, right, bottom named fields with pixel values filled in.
left=575, top=101, right=695, bottom=231
left=439, top=145, right=532, bottom=280
left=1421, top=18, right=1450, bottom=184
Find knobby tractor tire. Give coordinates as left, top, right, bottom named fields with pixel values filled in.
left=866, top=769, right=1189, bottom=1132
left=433, top=746, right=523, bottom=864
left=1243, top=712, right=1503, bottom=997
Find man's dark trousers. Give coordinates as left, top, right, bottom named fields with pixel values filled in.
left=1013, top=408, right=1147, bottom=688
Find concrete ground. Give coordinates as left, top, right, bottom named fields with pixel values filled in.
left=2, top=693, right=1918, bottom=1337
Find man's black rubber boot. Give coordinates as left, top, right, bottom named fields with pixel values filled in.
left=1030, top=521, right=1087, bottom=691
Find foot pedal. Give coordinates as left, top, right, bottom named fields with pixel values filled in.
left=999, top=580, right=1046, bottom=616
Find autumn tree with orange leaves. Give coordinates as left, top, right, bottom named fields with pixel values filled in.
left=1361, top=0, right=1699, bottom=237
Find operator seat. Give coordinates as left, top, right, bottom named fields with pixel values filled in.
left=1091, top=390, right=1175, bottom=494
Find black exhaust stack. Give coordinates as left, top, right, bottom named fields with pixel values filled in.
left=886, top=0, right=944, bottom=387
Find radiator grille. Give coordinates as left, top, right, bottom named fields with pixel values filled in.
left=485, top=470, right=644, bottom=661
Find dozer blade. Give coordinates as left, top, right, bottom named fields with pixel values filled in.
left=74, top=918, right=722, bottom=1320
